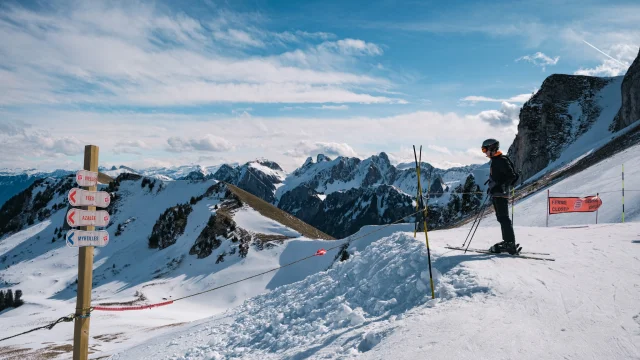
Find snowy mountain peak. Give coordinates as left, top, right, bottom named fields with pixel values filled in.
left=316, top=154, right=331, bottom=163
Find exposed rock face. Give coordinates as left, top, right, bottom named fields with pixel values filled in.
left=614, top=48, right=640, bottom=131
left=180, top=171, right=206, bottom=181
left=189, top=210, right=251, bottom=259
left=212, top=161, right=284, bottom=203
left=280, top=184, right=414, bottom=239
left=277, top=186, right=323, bottom=226
left=508, top=74, right=616, bottom=181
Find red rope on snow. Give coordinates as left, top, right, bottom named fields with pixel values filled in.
left=93, top=300, right=174, bottom=311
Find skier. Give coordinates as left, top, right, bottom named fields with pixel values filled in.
left=482, top=138, right=519, bottom=254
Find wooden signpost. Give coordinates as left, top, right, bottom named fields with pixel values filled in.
left=68, top=145, right=114, bottom=360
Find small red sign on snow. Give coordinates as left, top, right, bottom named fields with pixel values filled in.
left=315, top=249, right=327, bottom=256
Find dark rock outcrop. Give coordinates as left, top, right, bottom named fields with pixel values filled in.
left=212, top=161, right=284, bottom=203
left=189, top=211, right=250, bottom=259
left=508, top=74, right=616, bottom=181
left=279, top=184, right=414, bottom=239
left=614, top=48, right=640, bottom=131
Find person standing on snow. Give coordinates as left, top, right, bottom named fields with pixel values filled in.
left=482, top=138, right=519, bottom=255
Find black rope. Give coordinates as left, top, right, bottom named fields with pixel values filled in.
left=0, top=313, right=77, bottom=342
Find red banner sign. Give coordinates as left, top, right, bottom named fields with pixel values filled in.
left=548, top=196, right=602, bottom=214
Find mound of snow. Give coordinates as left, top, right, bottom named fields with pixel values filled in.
left=113, top=232, right=488, bottom=359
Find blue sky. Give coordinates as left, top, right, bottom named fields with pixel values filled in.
left=0, top=0, right=638, bottom=172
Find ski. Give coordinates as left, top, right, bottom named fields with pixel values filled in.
left=462, top=245, right=551, bottom=256
left=444, top=246, right=555, bottom=261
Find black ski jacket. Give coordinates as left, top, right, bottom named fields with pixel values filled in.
left=487, top=154, right=516, bottom=197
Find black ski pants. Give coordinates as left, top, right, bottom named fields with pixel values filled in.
left=492, top=197, right=515, bottom=243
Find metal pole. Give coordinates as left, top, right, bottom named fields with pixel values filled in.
left=413, top=146, right=422, bottom=238
left=462, top=194, right=489, bottom=248
left=596, top=192, right=599, bottom=224
left=511, top=187, right=515, bottom=225
left=73, top=145, right=98, bottom=360
left=546, top=189, right=549, bottom=227
left=622, top=164, right=625, bottom=223
left=464, top=203, right=488, bottom=253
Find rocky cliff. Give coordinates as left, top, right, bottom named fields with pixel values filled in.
left=509, top=74, right=620, bottom=181
left=614, top=48, right=640, bottom=131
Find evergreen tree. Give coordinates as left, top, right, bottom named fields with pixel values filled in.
left=461, top=175, right=476, bottom=215
left=0, top=290, right=5, bottom=310
left=5, top=289, right=13, bottom=307
left=14, top=290, right=23, bottom=307
left=216, top=252, right=226, bottom=264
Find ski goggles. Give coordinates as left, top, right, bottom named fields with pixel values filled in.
left=481, top=146, right=488, bottom=153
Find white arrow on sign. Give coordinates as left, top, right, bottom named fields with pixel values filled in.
left=66, top=230, right=109, bottom=248
left=67, top=209, right=110, bottom=227
left=68, top=188, right=111, bottom=208
left=76, top=170, right=99, bottom=187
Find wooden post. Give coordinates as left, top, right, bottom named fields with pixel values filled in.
left=413, top=145, right=435, bottom=299
left=73, top=145, right=98, bottom=360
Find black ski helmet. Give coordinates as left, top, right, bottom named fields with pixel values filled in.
left=481, top=138, right=499, bottom=153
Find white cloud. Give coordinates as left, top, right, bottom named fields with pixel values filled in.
left=462, top=93, right=534, bottom=104
left=574, top=43, right=637, bottom=76
left=115, top=140, right=149, bottom=148
left=427, top=145, right=451, bottom=154
left=314, top=105, right=349, bottom=110
left=166, top=134, right=235, bottom=153
left=0, top=120, right=29, bottom=136
left=25, top=133, right=84, bottom=156
left=0, top=2, right=404, bottom=107
left=212, top=29, right=265, bottom=48
left=0, top=106, right=517, bottom=172
left=319, top=39, right=383, bottom=56
left=284, top=141, right=359, bottom=159
left=516, top=52, right=559, bottom=71
left=472, top=101, right=520, bottom=127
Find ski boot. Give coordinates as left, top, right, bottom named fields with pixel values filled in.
left=489, top=241, right=520, bottom=255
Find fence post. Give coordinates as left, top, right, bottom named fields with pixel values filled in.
left=596, top=192, right=599, bottom=224
left=622, top=164, right=625, bottom=223
left=546, top=189, right=549, bottom=227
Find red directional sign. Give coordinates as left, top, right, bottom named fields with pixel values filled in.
left=66, top=209, right=110, bottom=227
left=76, top=170, right=98, bottom=187
left=68, top=188, right=110, bottom=208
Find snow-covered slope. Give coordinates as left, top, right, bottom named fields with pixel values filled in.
left=0, top=175, right=333, bottom=358
left=111, top=223, right=640, bottom=360
left=505, top=141, right=640, bottom=227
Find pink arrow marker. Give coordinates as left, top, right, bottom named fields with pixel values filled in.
left=69, top=189, right=77, bottom=204
left=68, top=210, right=75, bottom=225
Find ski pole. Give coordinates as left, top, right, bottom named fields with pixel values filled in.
left=462, top=195, right=489, bottom=248
left=464, top=202, right=488, bottom=253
